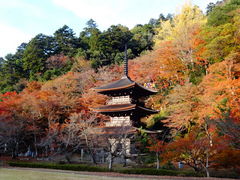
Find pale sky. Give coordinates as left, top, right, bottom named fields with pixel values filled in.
left=0, top=0, right=218, bottom=58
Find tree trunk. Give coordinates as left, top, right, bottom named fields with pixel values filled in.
left=122, top=155, right=127, bottom=167
left=80, top=149, right=84, bottom=161
left=205, top=167, right=210, bottom=178
left=34, top=132, right=38, bottom=157
left=65, top=152, right=72, bottom=164
left=45, top=146, right=48, bottom=157
left=108, top=153, right=113, bottom=170
left=84, top=134, right=97, bottom=164
left=12, top=141, right=18, bottom=159
left=89, top=148, right=97, bottom=164
left=156, top=152, right=160, bottom=169
left=16, top=142, right=19, bottom=157
left=12, top=149, right=16, bottom=159
left=204, top=152, right=210, bottom=177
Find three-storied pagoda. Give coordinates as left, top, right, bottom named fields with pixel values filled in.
left=93, top=45, right=158, bottom=154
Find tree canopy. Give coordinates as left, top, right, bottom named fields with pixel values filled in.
left=0, top=0, right=240, bottom=176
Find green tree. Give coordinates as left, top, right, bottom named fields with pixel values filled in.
left=130, top=24, right=154, bottom=55
left=203, top=0, right=240, bottom=62
left=54, top=25, right=79, bottom=56
left=0, top=54, right=22, bottom=92
left=207, top=0, right=240, bottom=26
left=148, top=13, right=173, bottom=27
left=96, top=25, right=133, bottom=65
left=22, top=34, right=56, bottom=80
left=0, top=42, right=30, bottom=93
left=79, top=19, right=102, bottom=60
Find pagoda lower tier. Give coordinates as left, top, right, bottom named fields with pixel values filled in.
left=93, top=103, right=158, bottom=128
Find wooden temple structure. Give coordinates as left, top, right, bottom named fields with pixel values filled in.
left=93, top=46, right=158, bottom=155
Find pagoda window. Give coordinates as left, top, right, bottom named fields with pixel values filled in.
left=105, top=116, right=131, bottom=127
left=107, top=95, right=131, bottom=105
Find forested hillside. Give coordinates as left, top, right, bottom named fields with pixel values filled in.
left=0, top=0, right=240, bottom=176
left=0, top=14, right=173, bottom=93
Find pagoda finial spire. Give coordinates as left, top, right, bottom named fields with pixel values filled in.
left=124, top=43, right=128, bottom=78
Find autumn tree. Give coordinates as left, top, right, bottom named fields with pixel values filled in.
left=42, top=54, right=73, bottom=81
left=147, top=138, right=165, bottom=169
left=44, top=111, right=100, bottom=163
left=154, top=3, right=207, bottom=84
left=161, top=83, right=203, bottom=134
left=172, top=3, right=205, bottom=66
left=0, top=92, right=31, bottom=158
left=162, top=128, right=216, bottom=177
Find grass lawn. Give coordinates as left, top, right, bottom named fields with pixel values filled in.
left=0, top=168, right=119, bottom=180
left=0, top=168, right=142, bottom=180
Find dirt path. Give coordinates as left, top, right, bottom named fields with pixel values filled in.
left=1, top=167, right=236, bottom=180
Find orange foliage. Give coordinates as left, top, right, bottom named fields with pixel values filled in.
left=147, top=139, right=165, bottom=154
left=80, top=90, right=107, bottom=109
left=156, top=41, right=186, bottom=81
left=25, top=81, right=42, bottom=93
left=46, top=53, right=71, bottom=69
left=129, top=51, right=160, bottom=83
left=128, top=41, right=186, bottom=91
left=199, top=54, right=240, bottom=119
left=212, top=148, right=240, bottom=169
left=162, top=129, right=216, bottom=172
left=191, top=28, right=207, bottom=66
left=0, top=92, right=19, bottom=120
left=162, top=83, right=204, bottom=131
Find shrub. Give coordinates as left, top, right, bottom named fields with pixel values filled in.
left=116, top=168, right=203, bottom=177
left=8, top=161, right=108, bottom=172
left=210, top=169, right=240, bottom=179
left=9, top=161, right=238, bottom=178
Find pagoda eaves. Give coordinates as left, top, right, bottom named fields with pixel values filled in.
left=94, top=76, right=157, bottom=96
left=94, top=103, right=158, bottom=115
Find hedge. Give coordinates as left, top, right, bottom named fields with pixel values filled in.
left=8, top=161, right=203, bottom=177
left=116, top=168, right=202, bottom=177
left=9, top=161, right=239, bottom=178
left=8, top=161, right=108, bottom=172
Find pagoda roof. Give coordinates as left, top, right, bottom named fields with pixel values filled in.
left=93, top=103, right=158, bottom=114
left=138, top=106, right=159, bottom=114
left=94, top=76, right=157, bottom=96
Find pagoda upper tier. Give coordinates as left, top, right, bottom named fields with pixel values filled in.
left=93, top=75, right=159, bottom=117
left=94, top=76, right=157, bottom=97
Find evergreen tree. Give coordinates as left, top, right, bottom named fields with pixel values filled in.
left=22, top=34, right=56, bottom=80
left=54, top=25, right=79, bottom=56
left=80, top=19, right=101, bottom=56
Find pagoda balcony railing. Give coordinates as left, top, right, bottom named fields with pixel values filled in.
left=105, top=116, right=132, bottom=127
left=107, top=95, right=131, bottom=105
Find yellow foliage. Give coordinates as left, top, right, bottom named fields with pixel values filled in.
left=154, top=2, right=206, bottom=47
left=154, top=20, right=173, bottom=46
